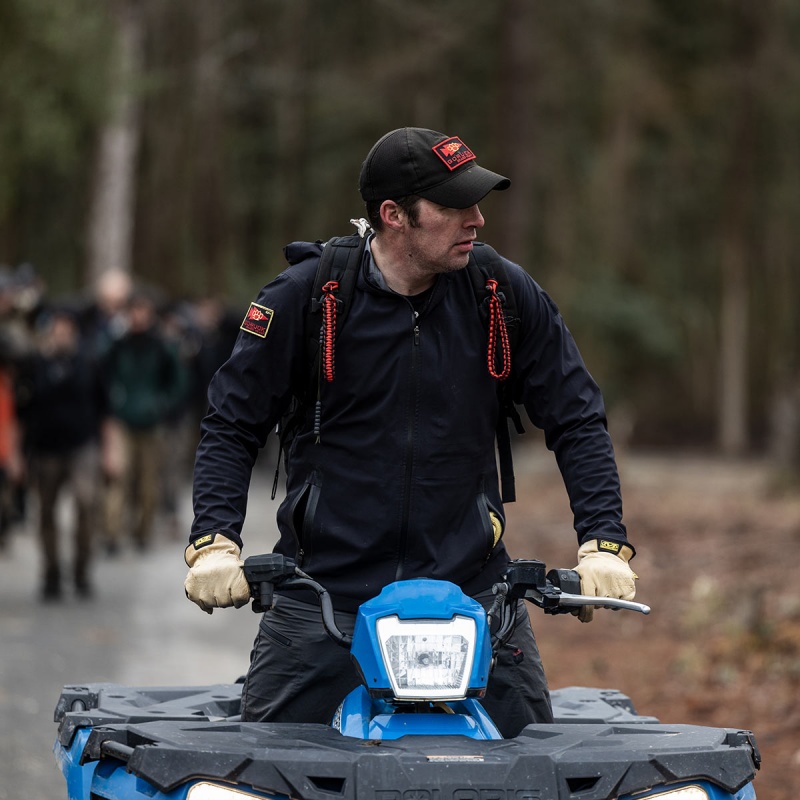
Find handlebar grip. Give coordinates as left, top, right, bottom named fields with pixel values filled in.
left=546, top=568, right=581, bottom=595
left=251, top=580, right=275, bottom=613
left=243, top=554, right=297, bottom=613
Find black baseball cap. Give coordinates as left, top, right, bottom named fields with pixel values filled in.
left=359, top=127, right=510, bottom=209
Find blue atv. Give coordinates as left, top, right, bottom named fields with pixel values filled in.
left=53, top=557, right=760, bottom=800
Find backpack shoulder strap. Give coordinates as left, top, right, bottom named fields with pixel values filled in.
left=307, top=233, right=367, bottom=342
left=272, top=231, right=368, bottom=498
left=468, top=242, right=525, bottom=504
left=467, top=242, right=521, bottom=348
left=309, top=231, right=367, bottom=413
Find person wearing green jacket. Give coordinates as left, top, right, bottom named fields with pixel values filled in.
left=103, top=289, right=186, bottom=553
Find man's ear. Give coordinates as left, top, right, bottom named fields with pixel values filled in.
left=379, top=200, right=406, bottom=232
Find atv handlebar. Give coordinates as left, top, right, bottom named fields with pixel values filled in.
left=242, top=555, right=649, bottom=650
left=242, top=554, right=352, bottom=646
left=505, top=560, right=651, bottom=615
left=484, top=559, right=649, bottom=647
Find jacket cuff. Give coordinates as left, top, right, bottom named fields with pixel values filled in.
left=580, top=535, right=635, bottom=559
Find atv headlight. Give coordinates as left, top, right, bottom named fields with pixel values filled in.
left=376, top=614, right=476, bottom=700
left=640, top=786, right=709, bottom=800
left=187, top=782, right=266, bottom=799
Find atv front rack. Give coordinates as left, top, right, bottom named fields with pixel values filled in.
left=55, top=683, right=759, bottom=800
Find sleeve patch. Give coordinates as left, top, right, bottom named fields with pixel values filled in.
left=241, top=303, right=274, bottom=338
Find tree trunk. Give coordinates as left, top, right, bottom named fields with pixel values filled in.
left=768, top=380, right=800, bottom=468
left=274, top=0, right=311, bottom=245
left=718, top=235, right=749, bottom=455
left=717, top=1, right=759, bottom=456
left=491, top=0, right=538, bottom=265
left=192, top=0, right=229, bottom=297
left=85, top=0, right=143, bottom=287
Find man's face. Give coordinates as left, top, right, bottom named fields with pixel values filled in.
left=49, top=316, right=78, bottom=354
left=128, top=300, right=155, bottom=332
left=401, top=198, right=485, bottom=276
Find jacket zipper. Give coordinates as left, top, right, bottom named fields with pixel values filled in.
left=395, top=307, right=421, bottom=581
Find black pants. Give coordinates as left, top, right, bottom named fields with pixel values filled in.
left=241, top=590, right=554, bottom=737
left=32, top=445, right=99, bottom=590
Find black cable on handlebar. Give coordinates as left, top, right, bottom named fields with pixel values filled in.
left=243, top=556, right=352, bottom=648
left=486, top=586, right=506, bottom=632
left=488, top=583, right=519, bottom=650
left=279, top=576, right=353, bottom=648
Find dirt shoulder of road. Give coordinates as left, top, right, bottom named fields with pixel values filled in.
left=504, top=445, right=800, bottom=800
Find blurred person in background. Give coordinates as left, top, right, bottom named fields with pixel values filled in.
left=0, top=263, right=45, bottom=541
left=103, top=289, right=185, bottom=553
left=23, top=307, right=110, bottom=600
left=0, top=329, right=22, bottom=552
left=0, top=265, right=40, bottom=366
left=187, top=296, right=239, bottom=438
left=81, top=268, right=133, bottom=360
left=157, top=301, right=194, bottom=539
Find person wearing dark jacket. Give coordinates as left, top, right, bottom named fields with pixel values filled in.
left=24, top=308, right=110, bottom=599
left=103, top=290, right=185, bottom=552
left=184, top=127, right=638, bottom=736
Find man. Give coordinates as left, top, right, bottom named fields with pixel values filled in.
left=104, top=289, right=185, bottom=552
left=185, top=127, right=637, bottom=736
left=23, top=308, right=109, bottom=599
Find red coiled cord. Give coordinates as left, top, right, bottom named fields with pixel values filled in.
left=486, top=279, right=511, bottom=380
left=321, top=280, right=339, bottom=382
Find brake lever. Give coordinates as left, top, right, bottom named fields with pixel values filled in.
left=518, top=565, right=650, bottom=616
left=540, top=590, right=650, bottom=615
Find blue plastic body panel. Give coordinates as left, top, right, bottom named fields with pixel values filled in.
left=335, top=686, right=502, bottom=739
left=637, top=780, right=757, bottom=800
left=53, top=728, right=96, bottom=800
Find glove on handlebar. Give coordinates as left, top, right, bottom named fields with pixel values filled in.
left=573, top=539, right=637, bottom=624
left=184, top=535, right=251, bottom=615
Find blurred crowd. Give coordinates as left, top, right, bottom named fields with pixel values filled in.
left=0, top=264, right=241, bottom=601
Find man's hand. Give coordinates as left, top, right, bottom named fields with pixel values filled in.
left=184, top=535, right=251, bottom=614
left=573, top=539, right=637, bottom=623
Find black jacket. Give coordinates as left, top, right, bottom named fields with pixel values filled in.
left=192, top=240, right=628, bottom=610
left=24, top=348, right=108, bottom=455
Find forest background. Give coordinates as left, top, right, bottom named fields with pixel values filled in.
left=1, top=0, right=799, bottom=459
left=2, top=3, right=800, bottom=797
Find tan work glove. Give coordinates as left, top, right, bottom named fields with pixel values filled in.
left=184, top=535, right=251, bottom=614
left=573, top=539, right=637, bottom=623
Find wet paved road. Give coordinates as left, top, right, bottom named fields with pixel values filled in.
left=0, top=466, right=279, bottom=800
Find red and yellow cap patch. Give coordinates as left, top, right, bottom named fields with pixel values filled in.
left=241, top=302, right=274, bottom=338
left=432, top=136, right=477, bottom=172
